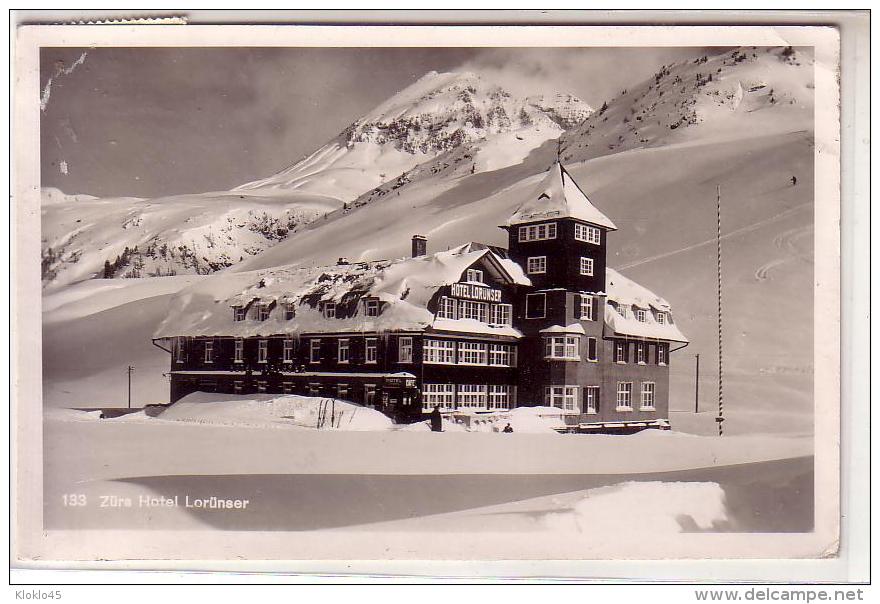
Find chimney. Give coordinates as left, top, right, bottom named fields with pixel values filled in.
left=412, top=235, right=427, bottom=257
left=337, top=257, right=350, bottom=266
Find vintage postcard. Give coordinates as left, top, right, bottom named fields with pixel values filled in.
left=12, top=22, right=843, bottom=575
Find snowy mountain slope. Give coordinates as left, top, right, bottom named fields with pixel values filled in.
left=558, top=46, right=815, bottom=163
left=40, top=188, right=338, bottom=290
left=235, top=71, right=592, bottom=202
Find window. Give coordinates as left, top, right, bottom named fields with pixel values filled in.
left=587, top=337, right=598, bottom=362
left=616, top=304, right=628, bottom=318
left=436, top=296, right=457, bottom=320
left=233, top=306, right=246, bottom=322
left=616, top=382, right=633, bottom=410
left=423, top=383, right=455, bottom=411
left=518, top=222, right=558, bottom=242
left=338, top=339, right=350, bottom=363
left=364, top=299, right=380, bottom=317
left=310, top=339, right=321, bottom=363
left=459, top=300, right=488, bottom=322
left=466, top=268, right=484, bottom=284
left=458, top=342, right=488, bottom=365
left=615, top=340, right=627, bottom=363
left=365, top=338, right=378, bottom=364
left=204, top=340, right=214, bottom=364
left=527, top=256, right=547, bottom=274
left=233, top=380, right=243, bottom=394
left=424, top=339, right=455, bottom=364
left=637, top=342, right=646, bottom=364
left=364, top=384, right=377, bottom=407
left=258, top=304, right=271, bottom=321
left=657, top=343, right=668, bottom=365
left=641, top=382, right=656, bottom=410
left=580, top=295, right=595, bottom=320
left=635, top=308, right=646, bottom=322
left=585, top=386, right=600, bottom=414
left=490, top=303, right=512, bottom=326
left=323, top=302, right=336, bottom=319
left=656, top=311, right=667, bottom=325
left=257, top=339, right=268, bottom=364
left=337, top=383, right=350, bottom=399
left=284, top=303, right=295, bottom=320
left=575, top=223, right=601, bottom=244
left=308, top=382, right=321, bottom=396
left=488, top=385, right=513, bottom=410
left=546, top=386, right=578, bottom=413
left=525, top=293, right=547, bottom=319
left=398, top=337, right=413, bottom=363
left=282, top=339, right=293, bottom=363
left=457, top=384, right=488, bottom=409
left=175, top=337, right=185, bottom=363
left=580, top=257, right=594, bottom=276
left=544, top=335, right=580, bottom=360
left=233, top=338, right=244, bottom=364
left=257, top=380, right=268, bottom=393
left=489, top=343, right=516, bottom=367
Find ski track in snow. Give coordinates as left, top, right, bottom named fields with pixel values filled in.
left=616, top=201, right=812, bottom=271
left=754, top=224, right=813, bottom=281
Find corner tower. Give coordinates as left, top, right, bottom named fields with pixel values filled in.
left=502, top=161, right=616, bottom=293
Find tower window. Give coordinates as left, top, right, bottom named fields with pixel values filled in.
left=580, top=257, right=594, bottom=276
left=575, top=223, right=602, bottom=244
left=518, top=222, right=557, bottom=242
left=525, top=293, right=547, bottom=319
left=527, top=256, right=547, bottom=274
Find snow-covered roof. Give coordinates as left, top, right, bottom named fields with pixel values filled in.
left=153, top=243, right=527, bottom=339
left=504, top=162, right=617, bottom=230
left=539, top=323, right=587, bottom=335
left=603, top=268, right=688, bottom=343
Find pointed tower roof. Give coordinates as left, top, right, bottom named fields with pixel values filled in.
left=504, top=162, right=617, bottom=230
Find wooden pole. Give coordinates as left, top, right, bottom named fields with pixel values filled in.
left=716, top=184, right=724, bottom=436
left=127, top=365, right=134, bottom=409
left=695, top=354, right=700, bottom=413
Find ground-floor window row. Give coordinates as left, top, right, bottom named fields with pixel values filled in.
left=421, top=383, right=515, bottom=412
left=545, top=382, right=658, bottom=414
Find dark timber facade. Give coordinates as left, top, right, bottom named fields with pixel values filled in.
left=156, top=162, right=687, bottom=430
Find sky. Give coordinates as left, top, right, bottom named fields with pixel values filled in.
left=40, top=46, right=709, bottom=198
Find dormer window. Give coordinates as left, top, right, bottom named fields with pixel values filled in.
left=656, top=311, right=667, bottom=325
left=364, top=298, right=380, bottom=317
left=233, top=306, right=246, bottom=322
left=616, top=304, right=628, bottom=318
left=257, top=304, right=271, bottom=321
left=635, top=308, right=646, bottom=323
left=436, top=296, right=457, bottom=320
left=466, top=268, right=484, bottom=284
left=574, top=223, right=602, bottom=245
left=323, top=302, right=336, bottom=319
left=284, top=303, right=295, bottom=320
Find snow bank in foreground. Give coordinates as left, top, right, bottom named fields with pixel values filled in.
left=461, top=406, right=568, bottom=434
left=138, top=393, right=394, bottom=431
left=543, top=481, right=727, bottom=534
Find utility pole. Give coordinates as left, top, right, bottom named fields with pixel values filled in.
left=715, top=184, right=725, bottom=437
left=695, top=353, right=700, bottom=413
left=127, top=365, right=134, bottom=409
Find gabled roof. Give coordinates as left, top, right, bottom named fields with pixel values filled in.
left=153, top=243, right=529, bottom=339
left=504, top=161, right=617, bottom=230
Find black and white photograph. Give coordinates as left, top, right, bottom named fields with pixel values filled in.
left=11, top=20, right=855, bottom=578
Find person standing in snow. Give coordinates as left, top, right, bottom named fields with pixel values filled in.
left=430, top=405, right=442, bottom=432
left=502, top=423, right=514, bottom=433
left=791, top=175, right=797, bottom=186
